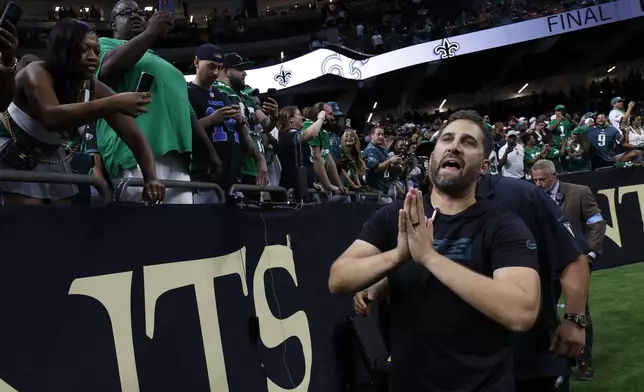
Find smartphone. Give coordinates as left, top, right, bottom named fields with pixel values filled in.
left=0, top=2, right=22, bottom=29
left=135, top=72, right=155, bottom=93
left=259, top=88, right=277, bottom=102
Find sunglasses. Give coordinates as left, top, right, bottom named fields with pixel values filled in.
left=113, top=8, right=144, bottom=19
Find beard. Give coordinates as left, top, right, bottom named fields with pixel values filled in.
left=428, top=156, right=480, bottom=198
left=230, top=76, right=245, bottom=92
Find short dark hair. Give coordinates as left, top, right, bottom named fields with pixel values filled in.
left=370, top=125, right=384, bottom=135
left=438, top=110, right=494, bottom=157
left=521, top=132, right=534, bottom=145
left=542, top=133, right=554, bottom=144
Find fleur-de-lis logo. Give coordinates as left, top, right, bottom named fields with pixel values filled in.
left=274, top=65, right=293, bottom=87
left=433, top=38, right=460, bottom=59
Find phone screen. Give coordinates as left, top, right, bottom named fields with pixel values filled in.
left=135, top=72, right=155, bottom=93
left=0, top=2, right=22, bottom=28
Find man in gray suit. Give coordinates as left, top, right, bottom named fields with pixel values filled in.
left=531, top=160, right=606, bottom=382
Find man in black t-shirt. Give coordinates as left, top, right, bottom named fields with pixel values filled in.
left=187, top=44, right=263, bottom=202
left=356, top=155, right=591, bottom=392
left=330, top=111, right=541, bottom=391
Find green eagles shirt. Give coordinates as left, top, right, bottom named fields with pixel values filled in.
left=566, top=143, right=589, bottom=172
left=95, top=37, right=194, bottom=178
left=339, top=145, right=358, bottom=186
left=303, top=119, right=331, bottom=164
left=213, top=80, right=261, bottom=176
left=546, top=146, right=562, bottom=173
left=548, top=118, right=571, bottom=147
left=523, top=146, right=542, bottom=174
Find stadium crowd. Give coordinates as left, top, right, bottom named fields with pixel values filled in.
left=0, top=0, right=636, bottom=206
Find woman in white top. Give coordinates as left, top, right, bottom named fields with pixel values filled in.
left=0, top=19, right=164, bottom=205
left=620, top=114, right=644, bottom=163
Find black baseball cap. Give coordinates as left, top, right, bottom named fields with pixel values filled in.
left=195, top=44, right=223, bottom=62
left=222, top=52, right=254, bottom=70
left=191, top=44, right=223, bottom=69
left=415, top=139, right=435, bottom=157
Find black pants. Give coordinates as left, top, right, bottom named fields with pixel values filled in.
left=516, top=375, right=569, bottom=392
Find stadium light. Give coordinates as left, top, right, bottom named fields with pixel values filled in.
left=373, top=102, right=378, bottom=109
left=608, top=66, right=616, bottom=73
left=367, top=113, right=373, bottom=123
left=439, top=99, right=447, bottom=110
left=518, top=83, right=529, bottom=94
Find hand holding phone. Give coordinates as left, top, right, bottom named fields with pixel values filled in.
left=0, top=2, right=22, bottom=30
left=136, top=72, right=155, bottom=93
left=0, top=2, right=20, bottom=59
left=261, top=96, right=279, bottom=118
left=146, top=11, right=174, bottom=38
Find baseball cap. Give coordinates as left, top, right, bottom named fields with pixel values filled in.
left=611, top=97, right=624, bottom=106
left=415, top=139, right=435, bottom=157
left=554, top=104, right=566, bottom=112
left=572, top=126, right=588, bottom=135
left=222, top=53, right=254, bottom=70
left=195, top=44, right=223, bottom=62
left=327, top=101, right=344, bottom=116
left=506, top=130, right=519, bottom=137
left=518, top=117, right=526, bottom=122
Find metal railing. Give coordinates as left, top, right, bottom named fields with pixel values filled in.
left=0, top=169, right=112, bottom=204
left=229, top=184, right=290, bottom=201
left=113, top=178, right=225, bottom=202
left=0, top=170, right=383, bottom=206
left=306, top=188, right=382, bottom=204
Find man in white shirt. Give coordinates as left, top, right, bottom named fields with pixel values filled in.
left=497, top=131, right=525, bottom=178
left=356, top=23, right=364, bottom=39
left=608, top=97, right=625, bottom=132
left=372, top=31, right=384, bottom=53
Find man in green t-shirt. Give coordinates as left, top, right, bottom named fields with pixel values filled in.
left=483, top=115, right=493, bottom=131
left=548, top=104, right=572, bottom=147
left=305, top=102, right=346, bottom=194
left=95, top=0, right=221, bottom=204
left=213, top=53, right=277, bottom=188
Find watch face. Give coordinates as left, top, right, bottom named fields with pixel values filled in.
left=579, top=315, right=590, bottom=328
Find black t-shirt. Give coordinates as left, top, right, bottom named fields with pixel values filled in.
left=276, top=129, right=314, bottom=193
left=477, top=174, right=588, bottom=379
left=187, top=82, right=242, bottom=189
left=358, top=198, right=538, bottom=392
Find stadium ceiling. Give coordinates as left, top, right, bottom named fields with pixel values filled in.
left=344, top=16, right=644, bottom=112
